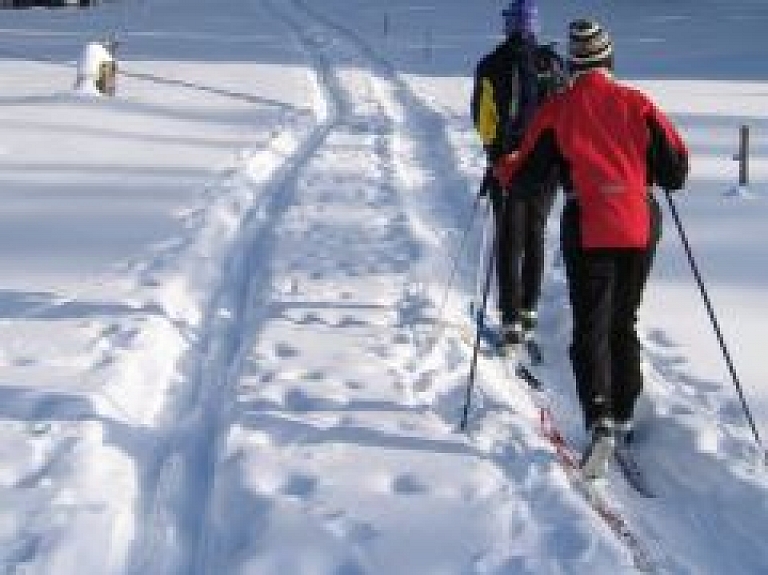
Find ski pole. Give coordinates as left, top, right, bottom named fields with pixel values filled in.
left=460, top=193, right=503, bottom=431
left=471, top=197, right=494, bottom=316
left=432, top=190, right=484, bottom=330
left=663, top=189, right=766, bottom=463
left=421, top=190, right=485, bottom=355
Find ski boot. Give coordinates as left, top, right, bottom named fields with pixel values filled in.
left=580, top=419, right=616, bottom=480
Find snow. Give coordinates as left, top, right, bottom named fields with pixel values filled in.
left=74, top=40, right=113, bottom=95
left=1, top=0, right=767, bottom=573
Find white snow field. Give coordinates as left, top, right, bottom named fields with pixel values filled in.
left=1, top=0, right=767, bottom=573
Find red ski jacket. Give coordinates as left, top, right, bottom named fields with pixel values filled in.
left=494, top=70, right=688, bottom=248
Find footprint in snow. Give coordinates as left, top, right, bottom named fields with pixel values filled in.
left=302, top=369, right=326, bottom=382
left=392, top=472, right=428, bottom=495
left=283, top=388, right=347, bottom=412
left=274, top=342, right=300, bottom=359
left=298, top=311, right=326, bottom=325
left=279, top=473, right=317, bottom=498
left=336, top=315, right=368, bottom=328
left=345, top=379, right=365, bottom=390
left=323, top=511, right=378, bottom=543
left=391, top=331, right=410, bottom=345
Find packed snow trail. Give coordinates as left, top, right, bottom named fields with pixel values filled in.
left=3, top=0, right=768, bottom=573
left=123, top=0, right=768, bottom=573
left=161, top=0, right=636, bottom=573
left=280, top=4, right=768, bottom=573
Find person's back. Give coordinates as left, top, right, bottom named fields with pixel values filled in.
left=506, top=65, right=687, bottom=249
left=472, top=12, right=564, bottom=164
left=553, top=72, right=659, bottom=248
left=473, top=37, right=537, bottom=163
left=470, top=0, right=564, bottom=346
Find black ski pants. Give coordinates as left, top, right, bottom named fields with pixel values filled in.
left=561, top=195, right=661, bottom=430
left=489, top=178, right=556, bottom=325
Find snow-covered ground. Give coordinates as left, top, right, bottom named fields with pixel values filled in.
left=1, top=0, right=767, bottom=573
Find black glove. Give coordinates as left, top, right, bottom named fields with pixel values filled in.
left=479, top=167, right=496, bottom=198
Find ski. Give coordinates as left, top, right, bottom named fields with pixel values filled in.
left=524, top=338, right=543, bottom=365
left=549, top=430, right=657, bottom=573
left=454, top=316, right=658, bottom=568
left=615, top=444, right=656, bottom=498
left=517, top=364, right=654, bottom=498
left=515, top=364, right=658, bottom=572
left=515, top=362, right=543, bottom=391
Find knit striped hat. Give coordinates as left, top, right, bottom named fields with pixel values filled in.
left=568, top=19, right=613, bottom=71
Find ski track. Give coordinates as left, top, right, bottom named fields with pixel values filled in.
left=528, top=226, right=768, bottom=574
left=142, top=0, right=624, bottom=572
left=531, top=237, right=767, bottom=575
left=123, top=0, right=480, bottom=572
left=194, top=0, right=480, bottom=571
left=117, top=0, right=768, bottom=573
left=132, top=2, right=648, bottom=573
left=122, top=0, right=340, bottom=571
left=195, top=0, right=644, bottom=573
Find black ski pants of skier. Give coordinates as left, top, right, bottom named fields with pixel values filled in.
left=489, top=177, right=556, bottom=326
left=561, top=195, right=662, bottom=431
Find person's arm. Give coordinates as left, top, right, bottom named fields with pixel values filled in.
left=493, top=99, right=560, bottom=193
left=646, top=105, right=689, bottom=191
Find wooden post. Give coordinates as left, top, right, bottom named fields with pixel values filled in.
left=739, top=124, right=749, bottom=187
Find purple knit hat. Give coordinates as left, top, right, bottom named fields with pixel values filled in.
left=502, top=0, right=539, bottom=38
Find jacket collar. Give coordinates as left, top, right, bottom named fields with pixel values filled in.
left=502, top=32, right=537, bottom=50
left=569, top=67, right=613, bottom=84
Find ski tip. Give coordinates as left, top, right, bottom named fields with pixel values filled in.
left=515, top=363, right=543, bottom=390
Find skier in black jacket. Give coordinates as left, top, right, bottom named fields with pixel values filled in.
left=471, top=0, right=564, bottom=346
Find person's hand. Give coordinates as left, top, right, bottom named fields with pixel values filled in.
left=493, top=152, right=518, bottom=189
left=478, top=167, right=495, bottom=197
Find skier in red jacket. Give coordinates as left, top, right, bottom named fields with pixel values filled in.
left=495, top=19, right=689, bottom=477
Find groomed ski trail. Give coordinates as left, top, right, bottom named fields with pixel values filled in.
left=121, top=0, right=768, bottom=573
left=155, top=0, right=637, bottom=573
left=122, top=0, right=342, bottom=571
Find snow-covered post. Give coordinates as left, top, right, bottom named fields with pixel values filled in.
left=74, top=40, right=117, bottom=96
